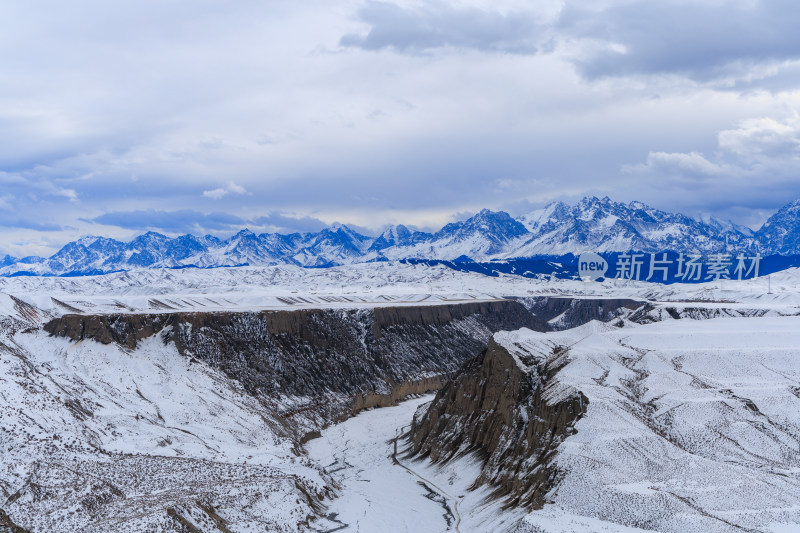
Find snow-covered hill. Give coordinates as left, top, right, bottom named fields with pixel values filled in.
left=407, top=317, right=800, bottom=532
left=0, top=302, right=331, bottom=532
left=755, top=199, right=800, bottom=255
left=6, top=195, right=800, bottom=277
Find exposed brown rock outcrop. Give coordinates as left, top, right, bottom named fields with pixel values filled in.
left=408, top=337, right=587, bottom=510
left=350, top=375, right=447, bottom=414
left=0, top=508, right=31, bottom=533
left=44, top=301, right=539, bottom=423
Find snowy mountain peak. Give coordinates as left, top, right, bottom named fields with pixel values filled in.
left=368, top=224, right=431, bottom=253
left=426, top=209, right=529, bottom=258
left=232, top=228, right=257, bottom=239
left=315, top=224, right=369, bottom=242
left=384, top=224, right=411, bottom=239
left=4, top=196, right=800, bottom=276
left=518, top=201, right=570, bottom=232
left=461, top=209, right=528, bottom=238
left=377, top=224, right=411, bottom=244
left=129, top=231, right=169, bottom=250
left=75, top=235, right=106, bottom=247
left=509, top=195, right=759, bottom=256
left=697, top=214, right=755, bottom=237
left=755, top=200, right=800, bottom=254
left=627, top=199, right=650, bottom=210
left=578, top=195, right=609, bottom=207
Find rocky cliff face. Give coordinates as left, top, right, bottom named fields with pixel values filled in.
left=408, top=336, right=587, bottom=510
left=515, top=296, right=777, bottom=328
left=513, top=296, right=643, bottom=330
left=44, top=301, right=538, bottom=425
left=403, top=298, right=780, bottom=512
left=42, top=298, right=673, bottom=428
left=626, top=303, right=774, bottom=323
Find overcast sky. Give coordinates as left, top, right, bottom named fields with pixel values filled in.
left=2, top=0, right=800, bottom=256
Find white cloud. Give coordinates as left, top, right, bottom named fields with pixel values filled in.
left=627, top=114, right=800, bottom=179
left=202, top=181, right=249, bottom=200
left=620, top=112, right=800, bottom=223
left=559, top=0, right=800, bottom=85
left=59, top=188, right=79, bottom=202
left=624, top=151, right=724, bottom=177
left=717, top=115, right=800, bottom=159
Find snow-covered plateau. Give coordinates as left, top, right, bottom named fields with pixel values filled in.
left=1, top=263, right=800, bottom=532
left=1, top=261, right=800, bottom=316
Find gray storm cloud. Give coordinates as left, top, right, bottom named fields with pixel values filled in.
left=0, top=0, right=799, bottom=255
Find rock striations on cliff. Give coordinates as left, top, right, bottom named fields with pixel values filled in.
left=408, top=328, right=589, bottom=510
left=409, top=318, right=800, bottom=532
left=44, top=300, right=539, bottom=425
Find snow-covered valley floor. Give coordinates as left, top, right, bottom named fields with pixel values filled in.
left=307, top=395, right=534, bottom=533
left=320, top=315, right=800, bottom=533
left=306, top=396, right=459, bottom=533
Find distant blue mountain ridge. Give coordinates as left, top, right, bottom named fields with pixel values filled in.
left=3, top=196, right=800, bottom=277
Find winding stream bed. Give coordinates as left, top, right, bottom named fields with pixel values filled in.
left=306, top=395, right=461, bottom=533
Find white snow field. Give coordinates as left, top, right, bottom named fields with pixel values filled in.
left=496, top=318, right=800, bottom=532
left=307, top=394, right=528, bottom=533
left=1, top=264, right=800, bottom=531
left=1, top=261, right=800, bottom=316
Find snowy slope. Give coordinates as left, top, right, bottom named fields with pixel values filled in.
left=756, top=199, right=800, bottom=254
left=303, top=312, right=800, bottom=533
left=495, top=318, right=800, bottom=532
left=0, top=309, right=331, bottom=532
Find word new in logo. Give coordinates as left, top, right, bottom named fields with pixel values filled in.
left=578, top=252, right=609, bottom=281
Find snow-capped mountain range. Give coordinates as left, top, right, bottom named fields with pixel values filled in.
left=3, top=196, right=800, bottom=276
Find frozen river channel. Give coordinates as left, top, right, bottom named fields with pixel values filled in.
left=306, top=395, right=463, bottom=533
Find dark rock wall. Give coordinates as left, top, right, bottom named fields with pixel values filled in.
left=408, top=338, right=587, bottom=510
left=513, top=296, right=644, bottom=329
left=44, top=301, right=538, bottom=422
